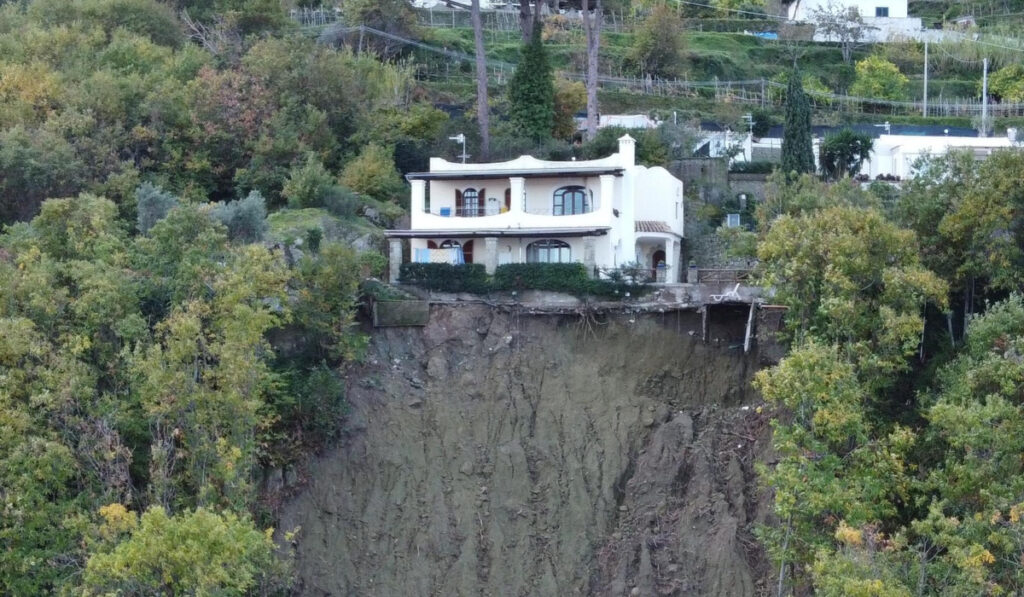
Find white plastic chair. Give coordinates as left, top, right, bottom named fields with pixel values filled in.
left=710, top=283, right=741, bottom=303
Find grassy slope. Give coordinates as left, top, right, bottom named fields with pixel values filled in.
left=419, top=25, right=1016, bottom=128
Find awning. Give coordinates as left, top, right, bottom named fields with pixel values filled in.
left=406, top=167, right=624, bottom=181
left=385, top=227, right=611, bottom=239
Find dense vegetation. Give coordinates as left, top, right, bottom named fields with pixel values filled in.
left=6, top=0, right=1024, bottom=593
left=745, top=149, right=1024, bottom=594
left=0, top=1, right=403, bottom=593
left=0, top=0, right=449, bottom=227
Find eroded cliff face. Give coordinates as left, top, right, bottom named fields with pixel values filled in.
left=278, top=304, right=774, bottom=596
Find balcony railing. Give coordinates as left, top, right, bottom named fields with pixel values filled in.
left=423, top=205, right=597, bottom=218
left=522, top=206, right=595, bottom=216
left=423, top=206, right=505, bottom=217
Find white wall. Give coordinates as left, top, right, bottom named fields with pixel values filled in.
left=789, top=0, right=908, bottom=20
left=862, top=135, right=1014, bottom=179
left=406, top=135, right=682, bottom=272
left=632, top=166, right=685, bottom=237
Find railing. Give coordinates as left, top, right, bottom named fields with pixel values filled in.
left=522, top=207, right=595, bottom=216
left=423, top=206, right=598, bottom=217
left=697, top=269, right=751, bottom=283
left=423, top=206, right=505, bottom=217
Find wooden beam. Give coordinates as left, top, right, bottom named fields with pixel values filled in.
left=701, top=305, right=708, bottom=344
left=743, top=301, right=757, bottom=354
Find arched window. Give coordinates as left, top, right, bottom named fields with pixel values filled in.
left=456, top=188, right=485, bottom=217
left=527, top=239, right=571, bottom=263
left=552, top=186, right=590, bottom=215
left=439, top=239, right=460, bottom=248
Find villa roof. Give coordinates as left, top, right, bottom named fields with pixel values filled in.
left=406, top=166, right=624, bottom=181
left=635, top=220, right=672, bottom=234
left=385, top=227, right=611, bottom=239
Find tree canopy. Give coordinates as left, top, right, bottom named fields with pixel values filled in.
left=819, top=128, right=873, bottom=180
left=781, top=71, right=815, bottom=176
left=507, top=20, right=555, bottom=143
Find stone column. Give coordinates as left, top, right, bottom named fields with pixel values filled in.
left=583, top=237, right=597, bottom=278
left=409, top=179, right=426, bottom=228
left=508, top=177, right=525, bottom=214
left=483, top=237, right=498, bottom=275
left=388, top=238, right=403, bottom=284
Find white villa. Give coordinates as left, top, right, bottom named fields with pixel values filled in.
left=787, top=0, right=908, bottom=21
left=386, top=135, right=685, bottom=283
left=729, top=127, right=1018, bottom=179
left=787, top=0, right=924, bottom=42
left=862, top=133, right=1015, bottom=179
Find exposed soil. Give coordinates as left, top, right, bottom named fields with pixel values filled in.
left=277, top=304, right=776, bottom=596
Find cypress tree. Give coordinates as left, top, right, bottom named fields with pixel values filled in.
left=781, top=72, right=815, bottom=176
left=507, top=20, right=554, bottom=143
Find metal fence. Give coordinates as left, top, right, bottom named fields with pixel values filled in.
left=290, top=7, right=339, bottom=27
left=697, top=269, right=751, bottom=283
left=306, top=22, right=1024, bottom=118
left=414, top=7, right=639, bottom=32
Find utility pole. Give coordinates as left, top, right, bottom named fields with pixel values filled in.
left=922, top=40, right=928, bottom=117
left=982, top=57, right=989, bottom=137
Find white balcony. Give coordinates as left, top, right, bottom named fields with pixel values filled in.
left=411, top=176, right=618, bottom=233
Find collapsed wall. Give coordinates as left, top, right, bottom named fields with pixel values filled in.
left=277, top=303, right=775, bottom=596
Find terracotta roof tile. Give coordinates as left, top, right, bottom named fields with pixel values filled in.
left=635, top=220, right=671, bottom=233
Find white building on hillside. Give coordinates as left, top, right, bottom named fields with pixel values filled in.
left=787, top=0, right=924, bottom=42
left=386, top=135, right=685, bottom=283
left=862, top=133, right=1015, bottom=179
left=788, top=0, right=908, bottom=21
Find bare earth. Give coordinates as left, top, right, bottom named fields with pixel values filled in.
left=278, top=304, right=775, bottom=596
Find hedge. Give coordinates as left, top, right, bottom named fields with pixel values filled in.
left=399, top=262, right=650, bottom=298
left=492, top=263, right=591, bottom=293
left=493, top=263, right=650, bottom=298
left=398, top=263, right=489, bottom=293
left=729, top=161, right=776, bottom=174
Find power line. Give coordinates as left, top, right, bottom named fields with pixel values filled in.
left=933, top=41, right=986, bottom=65
left=667, top=0, right=791, bottom=20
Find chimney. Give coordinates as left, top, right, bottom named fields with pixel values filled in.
left=617, top=134, right=635, bottom=166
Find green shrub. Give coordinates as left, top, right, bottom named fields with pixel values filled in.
left=361, top=279, right=415, bottom=301
left=340, top=143, right=405, bottom=204
left=210, top=191, right=268, bottom=243
left=493, top=262, right=590, bottom=293
left=305, top=227, right=322, bottom=253
left=493, top=263, right=650, bottom=297
left=135, top=182, right=178, bottom=234
left=282, top=152, right=335, bottom=209
left=321, top=185, right=362, bottom=219
left=399, top=263, right=489, bottom=293
left=729, top=161, right=775, bottom=174
left=399, top=262, right=650, bottom=297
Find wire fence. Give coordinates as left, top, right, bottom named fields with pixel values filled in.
left=292, top=6, right=777, bottom=34
left=313, top=23, right=1024, bottom=117
left=414, top=7, right=640, bottom=32
left=290, top=7, right=339, bottom=27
